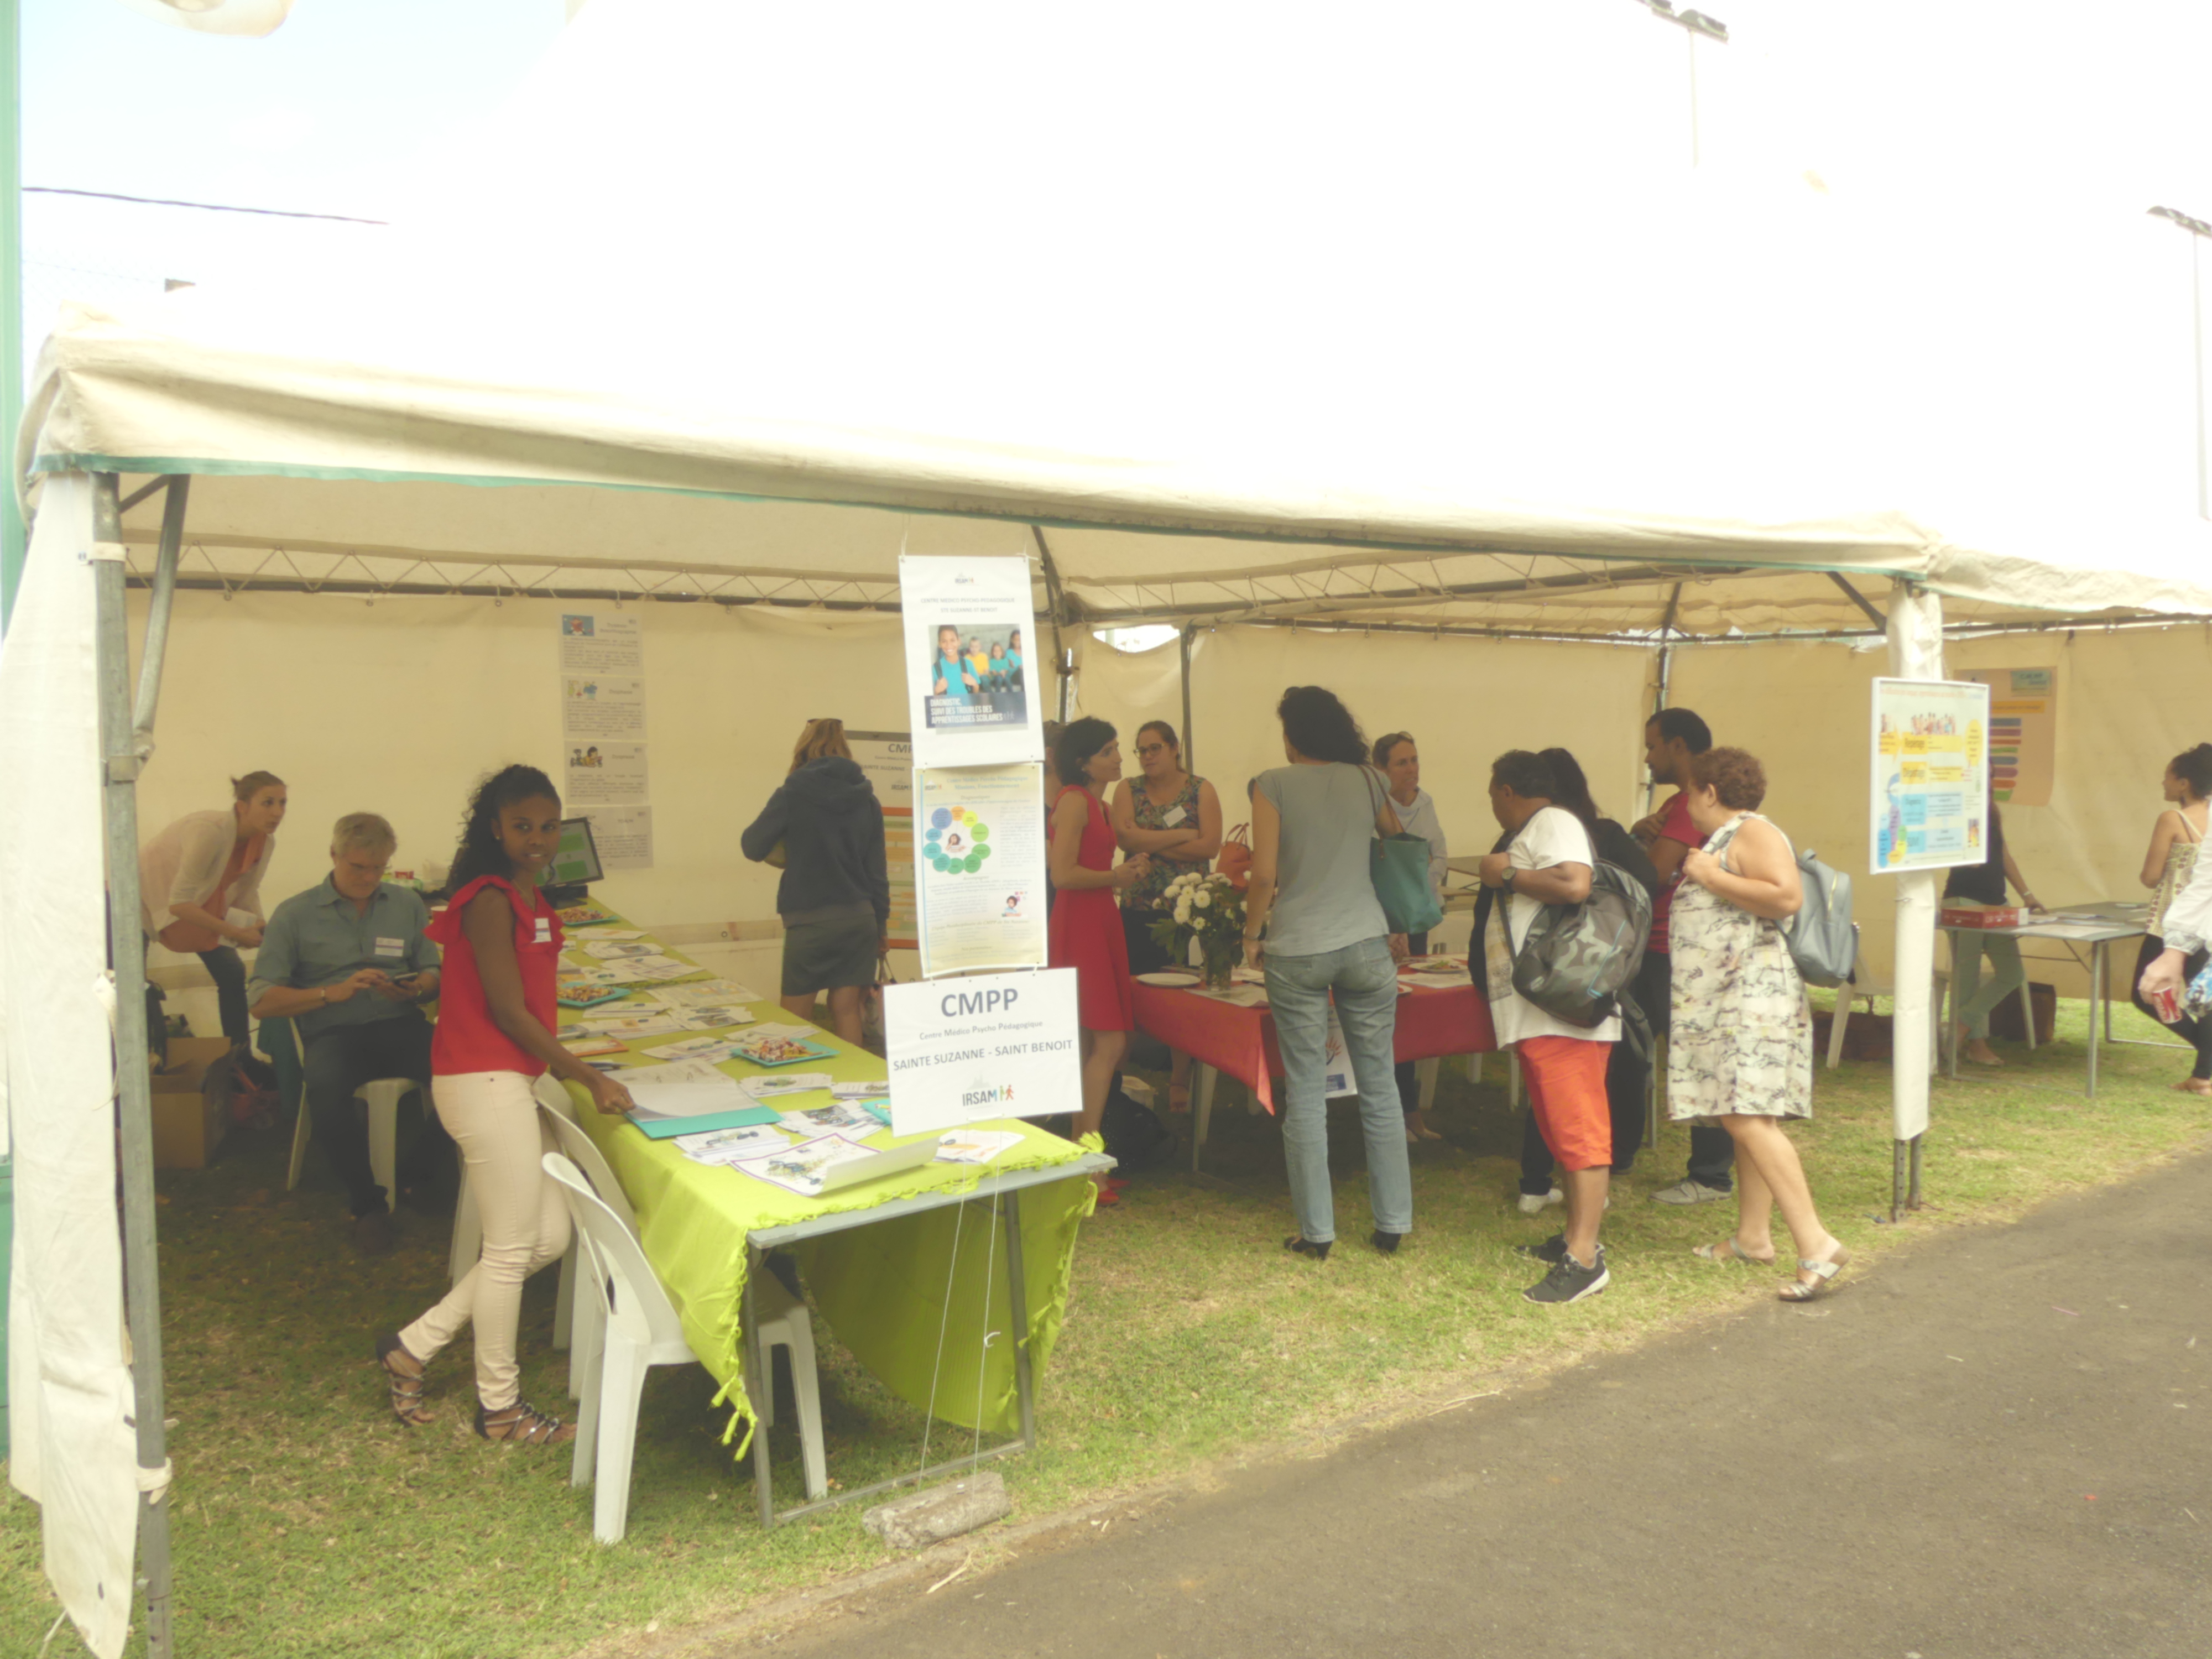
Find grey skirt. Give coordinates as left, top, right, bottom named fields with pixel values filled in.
left=781, top=904, right=880, bottom=995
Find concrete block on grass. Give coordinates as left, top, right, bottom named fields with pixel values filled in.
left=862, top=1471, right=1011, bottom=1550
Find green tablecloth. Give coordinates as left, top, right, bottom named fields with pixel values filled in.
left=560, top=926, right=1097, bottom=1454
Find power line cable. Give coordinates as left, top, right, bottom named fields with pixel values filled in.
left=23, top=186, right=388, bottom=226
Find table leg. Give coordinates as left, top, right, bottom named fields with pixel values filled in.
left=2085, top=940, right=2104, bottom=1100
left=744, top=1251, right=776, bottom=1529
left=1002, top=1190, right=1037, bottom=1451
left=1191, top=1062, right=1217, bottom=1175
left=1944, top=952, right=1960, bottom=1081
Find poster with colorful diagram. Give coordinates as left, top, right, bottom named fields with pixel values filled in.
left=914, top=764, right=1047, bottom=975
left=1869, top=677, right=1992, bottom=873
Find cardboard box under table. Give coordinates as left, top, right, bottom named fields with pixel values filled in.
left=150, top=1036, right=237, bottom=1170
left=1131, top=978, right=1496, bottom=1173
left=561, top=917, right=1105, bottom=1526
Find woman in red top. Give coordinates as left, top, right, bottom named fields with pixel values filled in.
left=1047, top=720, right=1150, bottom=1183
left=376, top=766, right=633, bottom=1446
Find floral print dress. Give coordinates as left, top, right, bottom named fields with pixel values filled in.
left=1668, top=812, right=1813, bottom=1123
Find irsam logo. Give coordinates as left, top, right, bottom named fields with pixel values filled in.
left=961, top=1084, right=1016, bottom=1109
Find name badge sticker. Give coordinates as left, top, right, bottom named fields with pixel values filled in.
left=374, top=937, right=406, bottom=957
left=1161, top=806, right=1189, bottom=828
left=533, top=918, right=553, bottom=945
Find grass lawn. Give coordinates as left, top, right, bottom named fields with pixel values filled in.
left=5, top=994, right=2209, bottom=1657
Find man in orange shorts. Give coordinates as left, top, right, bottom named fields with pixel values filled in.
left=1478, top=751, right=1619, bottom=1303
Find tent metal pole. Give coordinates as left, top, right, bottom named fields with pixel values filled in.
left=132, top=476, right=189, bottom=747
left=1885, top=579, right=1942, bottom=1223
left=92, top=470, right=177, bottom=1659
left=1029, top=525, right=1073, bottom=722
left=1645, top=582, right=1684, bottom=815
left=1178, top=625, right=1195, bottom=774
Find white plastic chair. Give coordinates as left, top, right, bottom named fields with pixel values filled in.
left=538, top=1101, right=635, bottom=1393
left=1827, top=926, right=1950, bottom=1074
left=542, top=1152, right=826, bottom=1542
left=286, top=1074, right=424, bottom=1214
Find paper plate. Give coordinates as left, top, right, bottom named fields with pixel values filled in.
left=1134, top=971, right=1202, bottom=987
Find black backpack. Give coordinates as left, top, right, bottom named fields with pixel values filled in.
left=1100, top=1086, right=1177, bottom=1172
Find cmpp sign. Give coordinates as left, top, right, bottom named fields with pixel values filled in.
left=942, top=985, right=1020, bottom=1018
left=885, top=968, right=1081, bottom=1136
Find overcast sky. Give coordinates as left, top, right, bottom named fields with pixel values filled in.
left=17, top=1, right=2212, bottom=518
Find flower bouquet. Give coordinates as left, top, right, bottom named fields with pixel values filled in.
left=1148, top=870, right=1249, bottom=990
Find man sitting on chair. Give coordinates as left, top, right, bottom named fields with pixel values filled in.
left=249, top=812, right=445, bottom=1254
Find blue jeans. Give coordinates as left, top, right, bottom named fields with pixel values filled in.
left=1266, top=935, right=1412, bottom=1244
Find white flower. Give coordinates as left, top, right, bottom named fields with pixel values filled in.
left=1194, top=891, right=1212, bottom=909
left=1175, top=901, right=1192, bottom=924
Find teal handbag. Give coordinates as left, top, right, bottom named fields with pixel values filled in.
left=1364, top=769, right=1444, bottom=935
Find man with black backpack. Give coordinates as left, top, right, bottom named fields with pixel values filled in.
left=1478, top=752, right=1620, bottom=1305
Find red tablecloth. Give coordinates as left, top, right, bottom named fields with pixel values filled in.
left=1131, top=979, right=1495, bottom=1114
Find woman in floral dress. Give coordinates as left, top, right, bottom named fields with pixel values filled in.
left=1670, top=747, right=1848, bottom=1300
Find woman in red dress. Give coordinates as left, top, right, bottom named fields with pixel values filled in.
left=1047, top=719, right=1150, bottom=1177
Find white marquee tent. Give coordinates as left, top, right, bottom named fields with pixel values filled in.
left=8, top=2, right=2212, bottom=1653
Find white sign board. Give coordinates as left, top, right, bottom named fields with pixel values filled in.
left=900, top=554, right=1044, bottom=768
left=915, top=764, right=1048, bottom=975
left=1870, top=678, right=1992, bottom=874
left=884, top=969, right=1082, bottom=1136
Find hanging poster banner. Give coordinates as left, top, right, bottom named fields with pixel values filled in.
left=914, top=764, right=1048, bottom=975
left=557, top=611, right=652, bottom=867
left=847, top=730, right=918, bottom=950
left=899, top=555, right=1044, bottom=768
left=1960, top=667, right=2057, bottom=807
left=1870, top=678, right=1992, bottom=873
left=884, top=968, right=1082, bottom=1135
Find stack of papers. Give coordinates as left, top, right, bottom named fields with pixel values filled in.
left=831, top=1079, right=891, bottom=1100
left=739, top=1072, right=836, bottom=1101
left=778, top=1099, right=888, bottom=1138
left=936, top=1129, right=1024, bottom=1165
left=576, top=1009, right=686, bottom=1040
left=650, top=979, right=765, bottom=1008
left=674, top=1123, right=791, bottom=1165
left=644, top=1034, right=750, bottom=1065
left=733, top=1134, right=881, bottom=1197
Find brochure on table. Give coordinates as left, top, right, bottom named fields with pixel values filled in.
left=1870, top=678, right=1992, bottom=874
left=899, top=555, right=1044, bottom=769
left=915, top=763, right=1048, bottom=975
left=884, top=968, right=1082, bottom=1135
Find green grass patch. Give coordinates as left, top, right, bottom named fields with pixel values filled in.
left=4, top=996, right=2208, bottom=1656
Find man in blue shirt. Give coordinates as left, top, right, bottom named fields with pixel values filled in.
left=248, top=813, right=442, bottom=1254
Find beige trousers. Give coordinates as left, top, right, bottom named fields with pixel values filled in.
left=400, top=1070, right=571, bottom=1412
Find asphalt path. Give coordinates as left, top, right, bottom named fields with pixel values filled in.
left=733, top=1150, right=2210, bottom=1659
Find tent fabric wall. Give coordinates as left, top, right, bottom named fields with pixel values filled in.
left=125, top=591, right=912, bottom=953
left=1077, top=625, right=1655, bottom=874
left=1668, top=625, right=2212, bottom=998
left=2, top=476, right=138, bottom=1659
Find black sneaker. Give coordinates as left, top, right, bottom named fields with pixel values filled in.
left=1515, top=1232, right=1569, bottom=1265
left=1524, top=1245, right=1609, bottom=1304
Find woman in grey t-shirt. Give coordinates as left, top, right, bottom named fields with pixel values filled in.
left=1244, top=686, right=1412, bottom=1259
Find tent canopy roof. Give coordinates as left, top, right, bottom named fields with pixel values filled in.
left=25, top=0, right=2212, bottom=640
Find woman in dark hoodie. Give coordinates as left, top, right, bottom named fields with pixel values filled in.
left=743, top=719, right=891, bottom=1045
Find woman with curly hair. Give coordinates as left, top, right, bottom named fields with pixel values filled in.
left=375, top=766, right=634, bottom=1444
left=1670, top=747, right=1846, bottom=1300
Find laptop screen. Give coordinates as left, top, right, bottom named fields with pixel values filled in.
left=549, top=817, right=605, bottom=888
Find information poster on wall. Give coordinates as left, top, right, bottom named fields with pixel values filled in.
left=1961, top=667, right=2056, bottom=806
left=579, top=805, right=654, bottom=872
left=1870, top=678, right=1991, bottom=872
left=899, top=555, right=1044, bottom=768
left=558, top=611, right=653, bottom=868
left=884, top=968, right=1082, bottom=1135
left=914, top=764, right=1048, bottom=976
left=847, top=731, right=918, bottom=950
